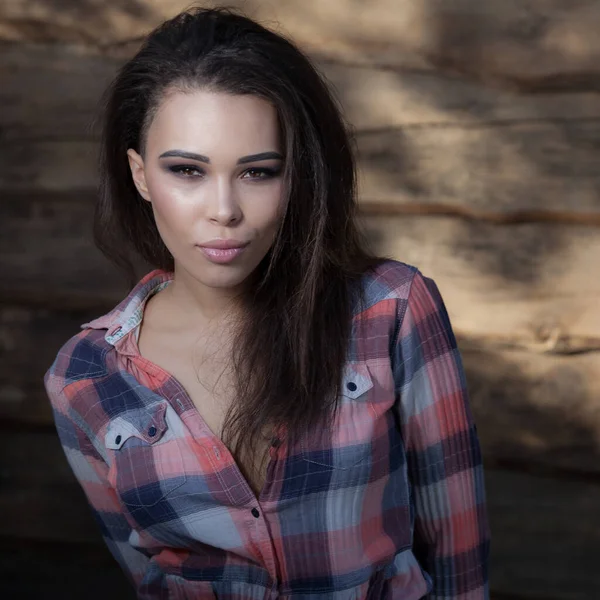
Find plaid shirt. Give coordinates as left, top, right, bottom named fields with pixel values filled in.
left=44, top=259, right=490, bottom=599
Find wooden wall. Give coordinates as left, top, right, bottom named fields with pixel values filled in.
left=1, top=1, right=599, bottom=598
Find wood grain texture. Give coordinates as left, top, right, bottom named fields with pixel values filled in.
left=464, top=342, right=600, bottom=477
left=0, top=141, right=98, bottom=192
left=0, top=42, right=117, bottom=141
left=4, top=41, right=600, bottom=139
left=0, top=192, right=132, bottom=308
left=359, top=214, right=600, bottom=343
left=2, top=1, right=599, bottom=92
left=356, top=121, right=600, bottom=215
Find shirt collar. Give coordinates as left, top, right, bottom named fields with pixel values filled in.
left=81, top=264, right=381, bottom=346
left=81, top=269, right=174, bottom=346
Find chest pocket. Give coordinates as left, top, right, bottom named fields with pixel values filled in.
left=300, top=363, right=384, bottom=469
left=105, top=402, right=186, bottom=508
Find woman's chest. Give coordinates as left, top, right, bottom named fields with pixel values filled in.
left=138, top=323, right=233, bottom=430
left=137, top=334, right=273, bottom=494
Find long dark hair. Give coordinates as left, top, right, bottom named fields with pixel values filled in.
left=95, top=6, right=387, bottom=474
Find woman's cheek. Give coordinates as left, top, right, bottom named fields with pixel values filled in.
left=150, top=184, right=198, bottom=231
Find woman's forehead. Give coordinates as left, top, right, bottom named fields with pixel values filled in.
left=145, top=89, right=282, bottom=159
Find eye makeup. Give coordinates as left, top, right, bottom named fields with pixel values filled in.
left=164, top=164, right=283, bottom=181
left=167, top=164, right=205, bottom=178
left=240, top=166, right=282, bottom=180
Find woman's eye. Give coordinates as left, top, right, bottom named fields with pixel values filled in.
left=242, top=167, right=280, bottom=180
left=169, top=165, right=203, bottom=178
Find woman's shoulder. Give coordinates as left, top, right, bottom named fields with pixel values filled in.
left=359, top=258, right=426, bottom=305
left=355, top=258, right=446, bottom=334
left=44, top=324, right=113, bottom=400
left=44, top=268, right=171, bottom=399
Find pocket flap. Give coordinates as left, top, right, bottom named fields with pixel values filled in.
left=341, top=363, right=374, bottom=399
left=105, top=402, right=169, bottom=450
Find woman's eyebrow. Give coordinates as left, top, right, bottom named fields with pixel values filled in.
left=158, top=150, right=284, bottom=164
left=159, top=150, right=210, bottom=163
left=237, top=151, right=283, bottom=164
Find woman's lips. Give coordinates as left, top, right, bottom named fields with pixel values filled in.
left=196, top=245, right=247, bottom=264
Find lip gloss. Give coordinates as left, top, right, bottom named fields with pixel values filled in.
left=196, top=245, right=247, bottom=264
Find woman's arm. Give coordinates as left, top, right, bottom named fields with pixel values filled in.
left=393, top=269, right=490, bottom=598
left=44, top=375, right=153, bottom=592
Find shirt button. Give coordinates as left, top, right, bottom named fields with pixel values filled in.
left=346, top=381, right=357, bottom=392
left=148, top=426, right=157, bottom=437
left=271, top=437, right=281, bottom=448
left=251, top=508, right=260, bottom=518
left=115, top=435, right=122, bottom=445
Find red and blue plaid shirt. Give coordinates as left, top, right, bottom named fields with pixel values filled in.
left=44, top=259, right=490, bottom=599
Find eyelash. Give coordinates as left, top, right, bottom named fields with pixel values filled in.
left=168, top=165, right=281, bottom=180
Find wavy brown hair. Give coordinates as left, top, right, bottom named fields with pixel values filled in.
left=94, top=6, right=388, bottom=476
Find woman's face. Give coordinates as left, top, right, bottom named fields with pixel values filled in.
left=127, top=89, right=286, bottom=291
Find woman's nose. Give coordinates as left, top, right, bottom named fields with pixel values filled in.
left=206, top=178, right=242, bottom=225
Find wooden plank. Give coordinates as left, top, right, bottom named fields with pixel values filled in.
left=464, top=343, right=600, bottom=477
left=1, top=429, right=598, bottom=598
left=359, top=214, right=600, bottom=342
left=3, top=41, right=600, bottom=141
left=0, top=141, right=98, bottom=192
left=0, top=42, right=117, bottom=141
left=356, top=121, right=600, bottom=216
left=0, top=192, right=131, bottom=307
left=321, top=61, right=600, bottom=132
left=2, top=301, right=600, bottom=475
left=2, top=1, right=599, bottom=92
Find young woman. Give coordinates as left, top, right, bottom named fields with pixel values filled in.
left=45, top=7, right=490, bottom=599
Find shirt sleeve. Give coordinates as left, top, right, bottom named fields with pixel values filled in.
left=393, top=269, right=491, bottom=598
left=44, top=374, right=153, bottom=593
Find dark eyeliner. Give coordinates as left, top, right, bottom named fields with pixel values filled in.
left=167, top=164, right=204, bottom=177
left=243, top=166, right=282, bottom=179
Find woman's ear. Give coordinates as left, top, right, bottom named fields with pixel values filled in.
left=127, top=149, right=151, bottom=201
